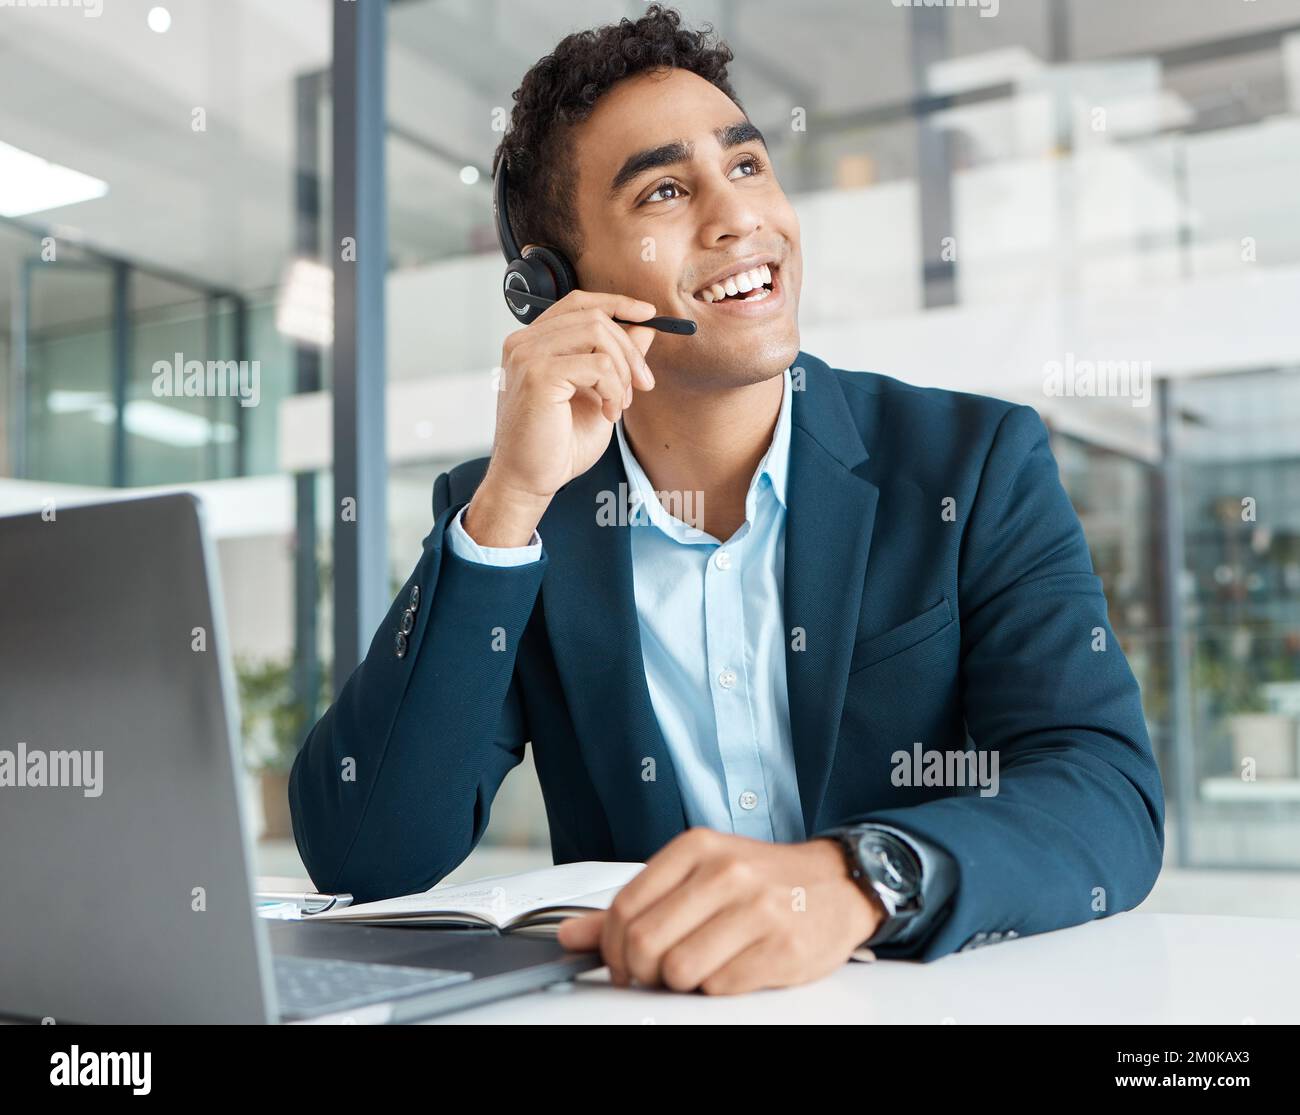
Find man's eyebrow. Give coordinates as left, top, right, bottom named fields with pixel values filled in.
left=716, top=119, right=766, bottom=152
left=607, top=119, right=768, bottom=198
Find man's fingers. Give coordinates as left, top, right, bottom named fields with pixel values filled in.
left=620, top=873, right=746, bottom=988
left=591, top=314, right=640, bottom=402
left=522, top=312, right=638, bottom=405
left=548, top=353, right=630, bottom=423
left=532, top=289, right=657, bottom=329
left=556, top=910, right=606, bottom=952
left=601, top=830, right=717, bottom=985
left=618, top=855, right=763, bottom=988
left=697, top=936, right=774, bottom=997
left=623, top=323, right=658, bottom=383
left=658, top=905, right=769, bottom=993
left=615, top=830, right=719, bottom=915
left=596, top=314, right=655, bottom=393
left=529, top=292, right=658, bottom=390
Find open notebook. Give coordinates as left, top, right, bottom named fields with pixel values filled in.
left=306, top=861, right=645, bottom=936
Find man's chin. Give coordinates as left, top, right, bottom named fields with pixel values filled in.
left=736, top=329, right=800, bottom=380
left=673, top=345, right=800, bottom=391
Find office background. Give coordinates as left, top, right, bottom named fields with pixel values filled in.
left=2, top=0, right=1299, bottom=912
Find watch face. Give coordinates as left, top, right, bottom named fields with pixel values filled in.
left=856, top=832, right=922, bottom=901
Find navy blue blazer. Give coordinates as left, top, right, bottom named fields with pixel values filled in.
left=289, top=352, right=1165, bottom=961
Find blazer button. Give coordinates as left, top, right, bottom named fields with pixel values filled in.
left=399, top=608, right=415, bottom=635
left=395, top=632, right=408, bottom=659
left=408, top=585, right=420, bottom=610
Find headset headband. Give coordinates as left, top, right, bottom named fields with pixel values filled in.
left=493, top=157, right=522, bottom=263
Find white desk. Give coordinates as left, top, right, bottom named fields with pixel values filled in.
left=428, top=913, right=1300, bottom=1024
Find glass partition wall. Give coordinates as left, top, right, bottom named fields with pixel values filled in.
left=1170, top=367, right=1300, bottom=867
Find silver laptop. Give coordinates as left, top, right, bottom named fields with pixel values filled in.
left=0, top=492, right=599, bottom=1023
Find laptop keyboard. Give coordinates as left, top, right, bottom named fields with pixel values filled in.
left=273, top=955, right=473, bottom=1021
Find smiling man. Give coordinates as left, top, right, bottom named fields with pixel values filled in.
left=290, top=5, right=1164, bottom=994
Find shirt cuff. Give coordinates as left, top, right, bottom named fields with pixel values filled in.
left=445, top=503, right=543, bottom=567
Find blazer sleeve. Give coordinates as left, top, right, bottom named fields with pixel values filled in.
left=848, top=404, right=1166, bottom=961
left=288, top=470, right=546, bottom=900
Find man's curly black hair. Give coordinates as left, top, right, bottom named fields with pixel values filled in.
left=492, top=3, right=743, bottom=263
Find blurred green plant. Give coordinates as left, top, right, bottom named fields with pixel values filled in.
left=1195, top=643, right=1268, bottom=716
left=235, top=547, right=408, bottom=772
left=236, top=656, right=329, bottom=773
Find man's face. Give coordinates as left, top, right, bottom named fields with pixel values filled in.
left=569, top=67, right=802, bottom=392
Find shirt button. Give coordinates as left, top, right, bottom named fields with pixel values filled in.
left=738, top=790, right=759, bottom=810
left=714, top=550, right=731, bottom=570
left=717, top=668, right=737, bottom=689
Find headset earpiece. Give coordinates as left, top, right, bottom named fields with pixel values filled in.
left=526, top=244, right=577, bottom=304
left=503, top=245, right=577, bottom=324
left=495, top=158, right=579, bottom=325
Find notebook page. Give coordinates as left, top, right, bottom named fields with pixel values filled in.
left=312, top=861, right=644, bottom=927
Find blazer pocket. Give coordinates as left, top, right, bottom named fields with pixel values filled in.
left=848, top=596, right=953, bottom=674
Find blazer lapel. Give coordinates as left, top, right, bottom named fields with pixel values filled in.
left=539, top=439, right=689, bottom=860
left=783, top=357, right=879, bottom=837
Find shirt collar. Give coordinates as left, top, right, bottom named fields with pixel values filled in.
left=614, top=366, right=792, bottom=542
left=762, top=365, right=792, bottom=510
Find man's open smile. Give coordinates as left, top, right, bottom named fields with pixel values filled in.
left=689, top=258, right=785, bottom=319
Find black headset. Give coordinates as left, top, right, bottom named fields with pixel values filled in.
left=493, top=157, right=578, bottom=325
left=492, top=156, right=696, bottom=334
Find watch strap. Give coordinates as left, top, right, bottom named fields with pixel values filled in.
left=827, top=824, right=921, bottom=946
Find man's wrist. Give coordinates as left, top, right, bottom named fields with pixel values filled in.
left=818, top=828, right=923, bottom=947
left=462, top=476, right=552, bottom=548
left=811, top=837, right=886, bottom=942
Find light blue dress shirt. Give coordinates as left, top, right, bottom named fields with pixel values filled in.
left=446, top=365, right=955, bottom=946
left=613, top=366, right=801, bottom=842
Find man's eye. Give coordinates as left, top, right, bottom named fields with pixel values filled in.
left=644, top=181, right=682, bottom=204
left=730, top=155, right=765, bottom=179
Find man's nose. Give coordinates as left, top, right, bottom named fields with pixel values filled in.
left=695, top=178, right=762, bottom=245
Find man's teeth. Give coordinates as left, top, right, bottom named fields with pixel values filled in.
left=699, top=264, right=773, bottom=303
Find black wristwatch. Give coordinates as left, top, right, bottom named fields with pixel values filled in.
left=829, top=826, right=925, bottom=946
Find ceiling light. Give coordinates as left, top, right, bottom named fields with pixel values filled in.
left=0, top=140, right=108, bottom=218
left=276, top=259, right=334, bottom=348
left=50, top=391, right=236, bottom=449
